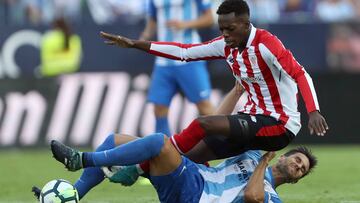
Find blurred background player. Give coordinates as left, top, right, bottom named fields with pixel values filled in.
left=39, top=17, right=82, bottom=77
left=141, top=0, right=215, bottom=136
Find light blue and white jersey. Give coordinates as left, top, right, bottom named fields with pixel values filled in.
left=197, top=150, right=282, bottom=203
left=148, top=0, right=212, bottom=66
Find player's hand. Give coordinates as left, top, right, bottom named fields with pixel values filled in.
left=262, top=152, right=276, bottom=164
left=166, top=20, right=187, bottom=30
left=100, top=31, right=135, bottom=48
left=308, top=111, right=329, bottom=136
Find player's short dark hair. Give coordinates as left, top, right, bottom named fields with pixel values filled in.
left=216, top=0, right=250, bottom=17
left=284, top=146, right=318, bottom=177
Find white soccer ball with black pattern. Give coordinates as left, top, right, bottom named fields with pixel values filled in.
left=39, top=179, right=79, bottom=203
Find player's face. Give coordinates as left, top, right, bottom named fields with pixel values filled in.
left=277, top=153, right=310, bottom=183
left=218, top=12, right=250, bottom=48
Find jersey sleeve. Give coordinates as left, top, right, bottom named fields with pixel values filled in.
left=243, top=150, right=262, bottom=161
left=260, top=34, right=320, bottom=113
left=149, top=36, right=226, bottom=62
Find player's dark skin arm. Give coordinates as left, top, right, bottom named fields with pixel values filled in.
left=244, top=152, right=276, bottom=203
left=100, top=30, right=234, bottom=144
left=100, top=32, right=151, bottom=52
left=216, top=81, right=244, bottom=115
left=308, top=110, right=328, bottom=136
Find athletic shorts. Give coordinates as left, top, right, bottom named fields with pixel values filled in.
left=150, top=156, right=204, bottom=203
left=147, top=61, right=211, bottom=106
left=204, top=113, right=295, bottom=159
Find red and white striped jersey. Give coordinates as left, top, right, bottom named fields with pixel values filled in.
left=149, top=25, right=319, bottom=135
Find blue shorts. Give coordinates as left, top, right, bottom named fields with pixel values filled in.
left=150, top=157, right=204, bottom=203
left=147, top=61, right=211, bottom=106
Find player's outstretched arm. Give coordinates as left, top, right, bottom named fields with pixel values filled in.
left=244, top=152, right=276, bottom=203
left=101, top=31, right=225, bottom=63
left=100, top=31, right=151, bottom=51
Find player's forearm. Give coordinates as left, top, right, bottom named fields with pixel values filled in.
left=131, top=40, right=152, bottom=52
left=185, top=10, right=214, bottom=29
left=244, top=160, right=269, bottom=203
left=216, top=85, right=243, bottom=115
left=139, top=18, right=156, bottom=41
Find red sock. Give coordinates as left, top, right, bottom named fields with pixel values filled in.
left=170, top=119, right=206, bottom=154
left=139, top=161, right=150, bottom=173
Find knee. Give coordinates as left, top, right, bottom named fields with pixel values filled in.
left=145, top=133, right=166, bottom=157
left=196, top=100, right=214, bottom=115
left=196, top=116, right=214, bottom=132
left=158, top=137, right=173, bottom=154
left=96, top=133, right=115, bottom=152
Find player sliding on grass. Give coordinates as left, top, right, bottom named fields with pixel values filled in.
left=48, top=82, right=317, bottom=202
left=99, top=0, right=328, bottom=162
left=50, top=136, right=317, bottom=202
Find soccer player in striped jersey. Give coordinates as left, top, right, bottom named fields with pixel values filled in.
left=142, top=0, right=215, bottom=136
left=100, top=0, right=328, bottom=161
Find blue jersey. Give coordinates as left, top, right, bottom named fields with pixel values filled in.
left=148, top=0, right=212, bottom=66
left=150, top=150, right=282, bottom=203
left=197, top=150, right=282, bottom=203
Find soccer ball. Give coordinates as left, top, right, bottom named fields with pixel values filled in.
left=39, top=179, right=79, bottom=203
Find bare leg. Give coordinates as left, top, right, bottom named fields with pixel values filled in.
left=114, top=133, right=138, bottom=145
left=197, top=115, right=231, bottom=134
left=185, top=140, right=218, bottom=163
left=171, top=115, right=231, bottom=156
left=149, top=137, right=182, bottom=176
left=196, top=100, right=215, bottom=116
left=154, top=105, right=169, bottom=117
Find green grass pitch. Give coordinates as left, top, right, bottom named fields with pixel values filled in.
left=0, top=145, right=359, bottom=203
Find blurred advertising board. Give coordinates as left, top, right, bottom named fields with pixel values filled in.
left=0, top=72, right=224, bottom=148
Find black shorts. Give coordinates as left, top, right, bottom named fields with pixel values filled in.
left=203, top=113, right=295, bottom=159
